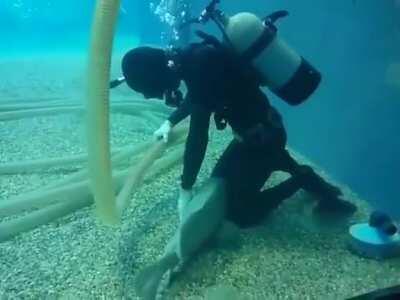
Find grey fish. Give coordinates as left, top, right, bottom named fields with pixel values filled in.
left=134, top=178, right=238, bottom=300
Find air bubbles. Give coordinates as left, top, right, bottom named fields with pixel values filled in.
left=12, top=0, right=23, bottom=9
left=150, top=0, right=191, bottom=45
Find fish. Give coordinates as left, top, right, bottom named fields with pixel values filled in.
left=134, top=178, right=240, bottom=300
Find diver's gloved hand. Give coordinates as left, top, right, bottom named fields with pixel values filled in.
left=178, top=187, right=192, bottom=221
left=153, top=120, right=172, bottom=143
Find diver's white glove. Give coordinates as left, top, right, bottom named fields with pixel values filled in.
left=153, top=120, right=172, bottom=143
left=178, top=187, right=192, bottom=222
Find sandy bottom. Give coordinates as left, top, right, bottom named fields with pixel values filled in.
left=0, top=56, right=399, bottom=300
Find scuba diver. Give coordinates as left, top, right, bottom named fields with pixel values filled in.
left=115, top=3, right=357, bottom=228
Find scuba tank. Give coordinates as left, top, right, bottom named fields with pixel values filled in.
left=223, top=12, right=321, bottom=105
left=182, top=1, right=321, bottom=105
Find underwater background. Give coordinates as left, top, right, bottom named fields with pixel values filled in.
left=1, top=1, right=400, bottom=299
left=1, top=0, right=399, bottom=217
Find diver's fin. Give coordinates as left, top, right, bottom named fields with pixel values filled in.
left=134, top=253, right=179, bottom=300
left=313, top=198, right=357, bottom=219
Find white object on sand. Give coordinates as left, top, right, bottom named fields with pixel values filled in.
left=349, top=223, right=400, bottom=259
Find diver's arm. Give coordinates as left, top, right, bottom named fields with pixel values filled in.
left=180, top=103, right=211, bottom=189
left=167, top=96, right=192, bottom=126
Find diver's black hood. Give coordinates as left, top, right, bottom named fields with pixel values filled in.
left=122, top=47, right=174, bottom=96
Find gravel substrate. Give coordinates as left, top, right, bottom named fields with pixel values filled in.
left=1, top=57, right=399, bottom=300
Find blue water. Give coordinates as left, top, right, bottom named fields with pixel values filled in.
left=1, top=0, right=399, bottom=218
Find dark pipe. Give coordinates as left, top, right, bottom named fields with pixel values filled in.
left=109, top=77, right=126, bottom=89
left=263, top=10, right=289, bottom=24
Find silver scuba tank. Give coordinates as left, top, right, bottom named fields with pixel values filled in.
left=222, top=12, right=321, bottom=105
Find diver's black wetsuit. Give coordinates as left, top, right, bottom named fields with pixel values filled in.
left=167, top=42, right=344, bottom=228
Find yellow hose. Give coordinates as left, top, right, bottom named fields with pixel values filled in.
left=86, top=0, right=121, bottom=224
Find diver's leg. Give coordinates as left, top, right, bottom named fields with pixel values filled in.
left=227, top=175, right=303, bottom=228
left=211, top=139, right=272, bottom=190
left=211, top=138, right=293, bottom=228
left=258, top=176, right=303, bottom=212
left=276, top=149, right=357, bottom=215
left=277, top=150, right=342, bottom=197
